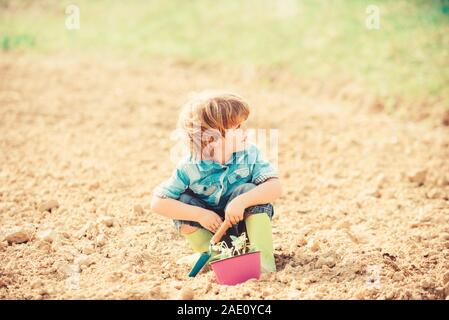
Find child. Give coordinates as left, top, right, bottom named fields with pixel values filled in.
left=150, top=91, right=282, bottom=273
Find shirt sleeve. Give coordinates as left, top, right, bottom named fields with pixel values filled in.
left=250, top=146, right=279, bottom=185
left=153, top=165, right=190, bottom=200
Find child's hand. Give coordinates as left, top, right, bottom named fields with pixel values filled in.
left=225, top=198, right=246, bottom=225
left=197, top=209, right=223, bottom=233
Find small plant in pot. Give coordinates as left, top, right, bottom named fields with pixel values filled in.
left=209, top=232, right=261, bottom=285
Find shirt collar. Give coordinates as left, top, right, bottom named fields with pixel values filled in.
left=196, top=149, right=247, bottom=171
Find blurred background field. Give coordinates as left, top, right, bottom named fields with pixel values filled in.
left=1, top=0, right=448, bottom=122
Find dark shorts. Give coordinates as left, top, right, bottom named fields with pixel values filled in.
left=173, top=183, right=274, bottom=239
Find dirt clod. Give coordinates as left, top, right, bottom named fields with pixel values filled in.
left=5, top=231, right=31, bottom=245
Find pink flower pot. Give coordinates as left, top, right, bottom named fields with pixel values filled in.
left=210, top=251, right=261, bottom=285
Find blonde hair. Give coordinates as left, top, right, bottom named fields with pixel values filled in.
left=178, top=90, right=250, bottom=159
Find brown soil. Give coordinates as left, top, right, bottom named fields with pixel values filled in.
left=1, top=53, right=448, bottom=300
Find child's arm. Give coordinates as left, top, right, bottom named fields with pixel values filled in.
left=151, top=196, right=208, bottom=221
left=151, top=160, right=224, bottom=233
left=150, top=196, right=223, bottom=233
left=226, top=144, right=282, bottom=225
left=225, top=178, right=282, bottom=225
left=244, top=144, right=283, bottom=205
left=236, top=178, right=283, bottom=207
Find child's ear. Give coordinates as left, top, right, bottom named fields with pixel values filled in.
left=208, top=136, right=222, bottom=148
left=200, top=137, right=220, bottom=159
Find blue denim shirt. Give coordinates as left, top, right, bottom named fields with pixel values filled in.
left=154, top=143, right=278, bottom=209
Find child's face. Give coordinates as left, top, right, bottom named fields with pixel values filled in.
left=222, top=121, right=248, bottom=154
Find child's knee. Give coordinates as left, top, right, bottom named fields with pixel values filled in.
left=229, top=183, right=256, bottom=200
left=178, top=192, right=206, bottom=208
left=178, top=193, right=195, bottom=205
left=237, top=182, right=257, bottom=192
left=179, top=224, right=199, bottom=235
